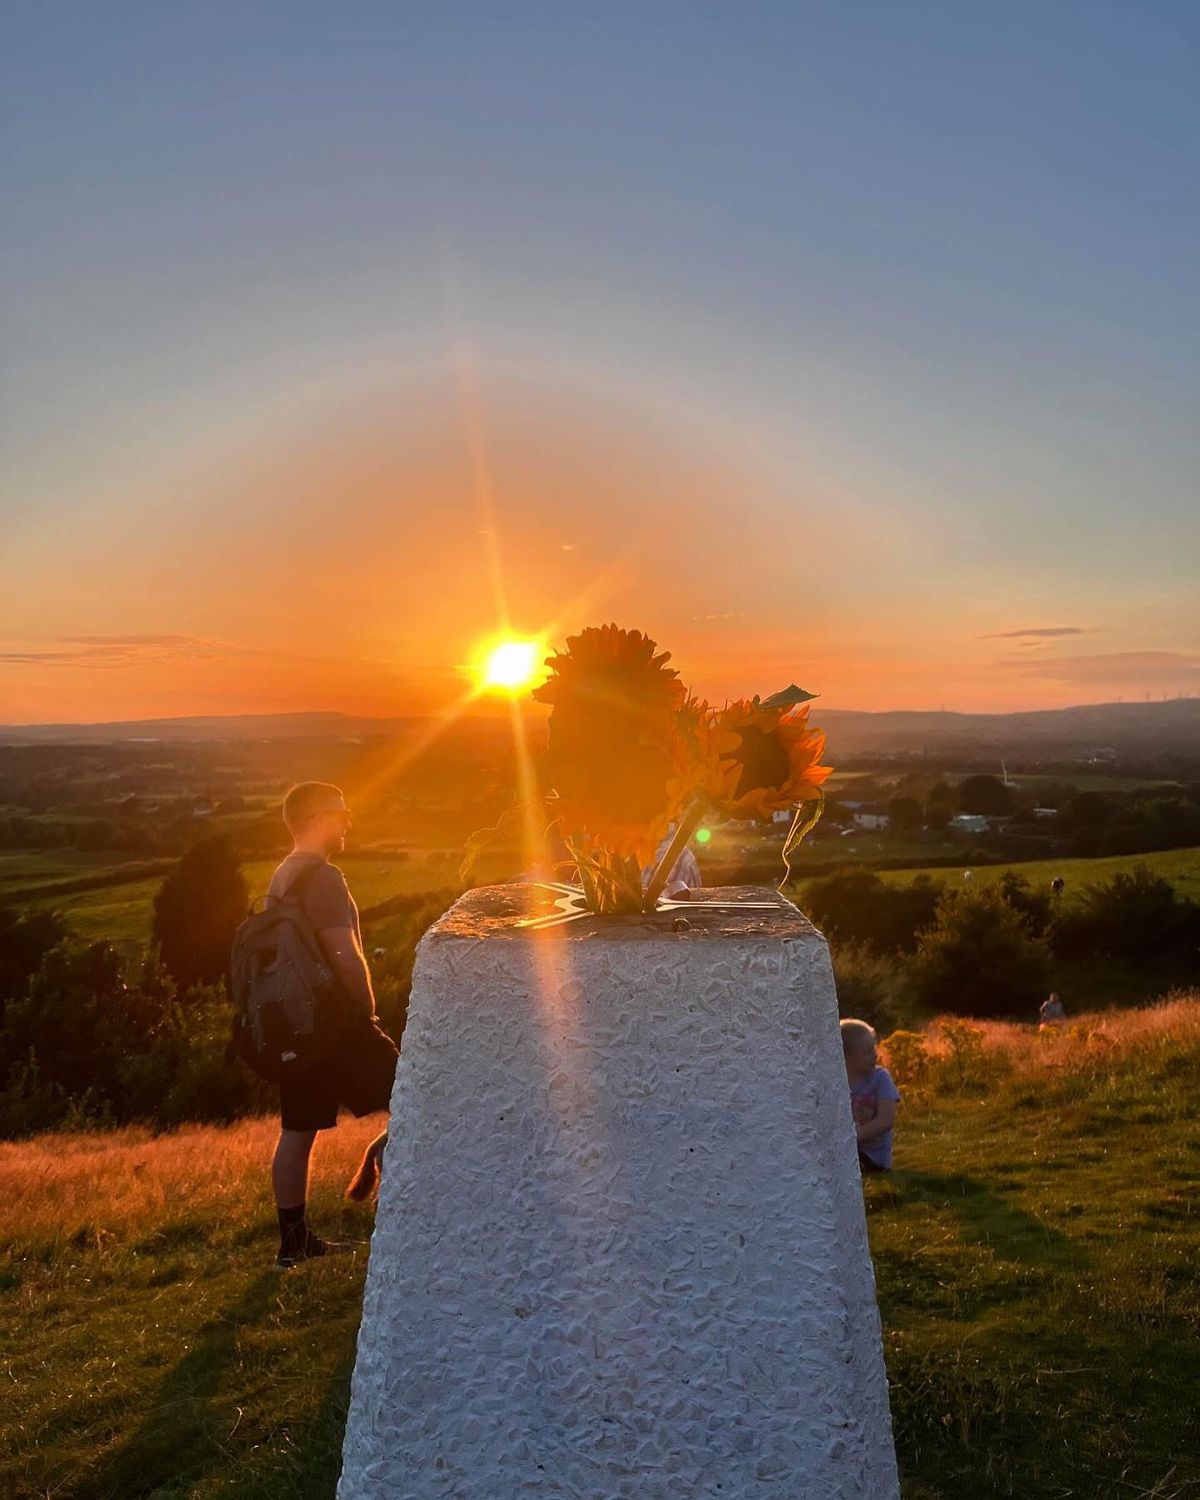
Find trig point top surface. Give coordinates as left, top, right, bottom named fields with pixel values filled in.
left=429, top=882, right=822, bottom=943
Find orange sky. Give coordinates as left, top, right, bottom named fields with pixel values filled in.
left=3, top=372, right=1197, bottom=725
left=5, top=7, right=1199, bottom=729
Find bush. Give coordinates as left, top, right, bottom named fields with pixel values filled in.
left=1051, top=866, right=1200, bottom=970
left=832, top=946, right=923, bottom=1034
left=879, top=1029, right=931, bottom=1089
left=0, top=942, right=269, bottom=1138
left=909, top=888, right=1052, bottom=1018
left=996, top=872, right=1053, bottom=937
left=0, top=906, right=68, bottom=1020
left=805, top=870, right=942, bottom=955
left=0, top=878, right=453, bottom=1137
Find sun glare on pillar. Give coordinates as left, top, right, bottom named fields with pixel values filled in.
left=477, top=638, right=543, bottom=693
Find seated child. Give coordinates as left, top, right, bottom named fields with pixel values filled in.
left=841, top=1018, right=901, bottom=1173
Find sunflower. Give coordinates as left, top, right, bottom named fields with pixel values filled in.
left=533, top=624, right=687, bottom=862
left=706, top=699, right=832, bottom=819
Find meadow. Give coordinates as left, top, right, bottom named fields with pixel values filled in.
left=7, top=849, right=463, bottom=946
left=866, top=844, right=1200, bottom=901
left=8, top=840, right=1200, bottom=947
left=3, top=998, right=1197, bottom=1499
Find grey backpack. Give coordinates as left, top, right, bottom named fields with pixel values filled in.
left=229, top=864, right=346, bottom=1081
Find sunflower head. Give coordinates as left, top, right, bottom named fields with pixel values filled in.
left=534, top=624, right=688, bottom=860
left=707, top=699, right=832, bottom=819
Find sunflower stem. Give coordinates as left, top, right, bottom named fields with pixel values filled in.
left=778, top=791, right=825, bottom=892
left=567, top=840, right=644, bottom=914
left=643, top=799, right=705, bottom=912
left=565, top=836, right=602, bottom=912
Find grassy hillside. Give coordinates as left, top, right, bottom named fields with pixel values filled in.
left=9, top=842, right=1200, bottom=948
left=2, top=998, right=1197, bottom=1498
left=869, top=844, right=1200, bottom=900
left=14, top=851, right=461, bottom=945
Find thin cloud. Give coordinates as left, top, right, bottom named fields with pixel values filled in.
left=57, top=634, right=208, bottom=647
left=0, top=637, right=218, bottom=668
left=0, top=637, right=423, bottom=680
left=997, top=650, right=1200, bottom=687
left=978, top=626, right=1096, bottom=640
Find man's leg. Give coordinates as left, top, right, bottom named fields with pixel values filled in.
left=273, top=1128, right=320, bottom=1264
left=274, top=1063, right=351, bottom=1265
left=273, top=1127, right=317, bottom=1209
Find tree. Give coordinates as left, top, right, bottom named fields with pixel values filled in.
left=804, top=869, right=942, bottom=955
left=957, top=775, right=1013, bottom=817
left=996, top=872, right=1053, bottom=938
left=152, top=835, right=249, bottom=991
left=1050, top=866, right=1200, bottom=967
left=1062, top=791, right=1111, bottom=836
left=923, top=782, right=955, bottom=831
left=910, top=888, right=1051, bottom=1017
left=887, top=796, right=924, bottom=838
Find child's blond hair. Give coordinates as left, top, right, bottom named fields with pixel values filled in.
left=840, top=1018, right=877, bottom=1053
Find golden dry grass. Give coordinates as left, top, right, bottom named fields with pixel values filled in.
left=880, top=991, right=1199, bottom=1095
left=0, top=1113, right=385, bottom=1252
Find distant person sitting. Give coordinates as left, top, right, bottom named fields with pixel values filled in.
left=641, top=824, right=703, bottom=900
left=841, top=1019, right=901, bottom=1174
left=1039, top=991, right=1066, bottom=1027
left=268, top=782, right=398, bottom=1267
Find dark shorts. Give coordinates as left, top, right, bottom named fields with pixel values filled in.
left=858, top=1150, right=888, bottom=1174
left=279, top=1020, right=399, bottom=1133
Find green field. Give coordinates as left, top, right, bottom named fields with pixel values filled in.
left=5, top=843, right=1199, bottom=949
left=13, top=852, right=462, bottom=945
left=866, top=844, right=1200, bottom=902
left=2, top=1000, right=1196, bottom=1498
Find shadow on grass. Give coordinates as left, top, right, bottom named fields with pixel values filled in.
left=222, top=1345, right=357, bottom=1500
left=63, top=1273, right=356, bottom=1500
left=887, top=1170, right=1078, bottom=1264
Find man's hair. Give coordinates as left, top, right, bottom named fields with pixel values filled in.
left=282, top=781, right=345, bottom=834
left=840, top=1018, right=877, bottom=1052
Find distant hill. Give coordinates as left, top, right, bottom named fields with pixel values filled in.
left=1, top=699, right=1197, bottom=765
left=817, top=698, right=1200, bottom=760
left=0, top=711, right=424, bottom=744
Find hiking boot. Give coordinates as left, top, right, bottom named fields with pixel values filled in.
left=274, top=1232, right=355, bottom=1270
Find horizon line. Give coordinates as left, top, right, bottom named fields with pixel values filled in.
left=1, top=694, right=1197, bottom=734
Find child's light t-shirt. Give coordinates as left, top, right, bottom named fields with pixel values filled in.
left=849, top=1066, right=901, bottom=1169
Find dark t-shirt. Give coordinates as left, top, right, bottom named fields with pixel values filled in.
left=268, top=852, right=361, bottom=942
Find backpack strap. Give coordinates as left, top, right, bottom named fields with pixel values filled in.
left=273, top=859, right=339, bottom=969
left=264, top=859, right=324, bottom=909
left=282, top=860, right=323, bottom=904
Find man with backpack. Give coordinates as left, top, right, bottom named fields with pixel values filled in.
left=237, top=781, right=397, bottom=1267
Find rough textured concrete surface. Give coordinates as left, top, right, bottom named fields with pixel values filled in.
left=338, top=885, right=899, bottom=1500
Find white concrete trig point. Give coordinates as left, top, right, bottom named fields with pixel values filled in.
left=338, top=884, right=899, bottom=1499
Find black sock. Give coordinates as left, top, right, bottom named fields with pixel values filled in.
left=278, top=1202, right=307, bottom=1253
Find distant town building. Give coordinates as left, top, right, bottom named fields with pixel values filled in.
left=1033, top=806, right=1059, bottom=820
left=951, top=813, right=989, bottom=835
left=853, top=812, right=890, bottom=832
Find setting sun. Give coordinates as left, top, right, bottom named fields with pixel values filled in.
left=478, top=639, right=543, bottom=693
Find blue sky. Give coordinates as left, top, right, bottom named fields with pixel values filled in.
left=2, top=2, right=1197, bottom=720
